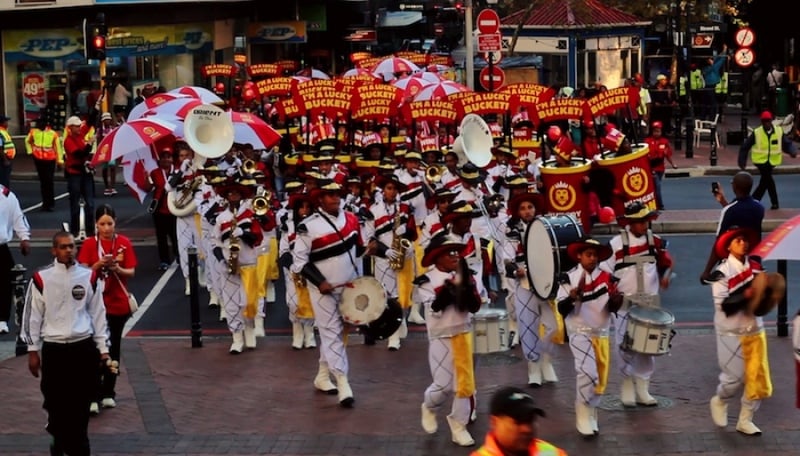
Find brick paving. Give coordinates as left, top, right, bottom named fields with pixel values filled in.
left=1, top=330, right=799, bottom=455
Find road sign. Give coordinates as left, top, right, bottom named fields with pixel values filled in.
left=479, top=66, right=505, bottom=91
left=478, top=33, right=502, bottom=52
left=692, top=33, right=714, bottom=48
left=477, top=9, right=500, bottom=34
left=734, top=47, right=755, bottom=68
left=484, top=50, right=503, bottom=65
left=734, top=27, right=755, bottom=47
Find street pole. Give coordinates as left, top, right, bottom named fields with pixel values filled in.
left=777, top=260, right=788, bottom=337
left=488, top=52, right=494, bottom=92
left=465, top=0, right=475, bottom=90
left=684, top=1, right=694, bottom=158
left=188, top=247, right=203, bottom=348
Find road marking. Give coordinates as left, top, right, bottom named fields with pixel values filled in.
left=123, top=262, right=178, bottom=337
left=22, top=192, right=69, bottom=213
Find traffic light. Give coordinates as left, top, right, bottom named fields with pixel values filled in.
left=83, top=19, right=107, bottom=61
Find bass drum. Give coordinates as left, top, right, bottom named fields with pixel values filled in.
left=524, top=215, right=584, bottom=300
left=339, top=276, right=387, bottom=326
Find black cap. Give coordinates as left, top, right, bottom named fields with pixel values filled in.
left=489, top=386, right=546, bottom=422
left=0, top=115, right=10, bottom=122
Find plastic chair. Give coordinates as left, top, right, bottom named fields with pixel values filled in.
left=693, top=114, right=722, bottom=149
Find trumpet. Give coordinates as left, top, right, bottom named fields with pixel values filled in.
left=252, top=188, right=272, bottom=217
left=242, top=158, right=258, bottom=175
left=423, top=164, right=445, bottom=184
left=228, top=238, right=240, bottom=275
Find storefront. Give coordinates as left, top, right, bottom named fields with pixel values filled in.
left=2, top=22, right=214, bottom=134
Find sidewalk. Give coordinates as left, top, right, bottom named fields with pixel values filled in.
left=0, top=330, right=797, bottom=455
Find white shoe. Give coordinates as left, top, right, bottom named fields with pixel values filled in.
left=590, top=406, right=599, bottom=434
left=184, top=278, right=191, bottom=296
left=398, top=317, right=408, bottom=339
left=0, top=321, right=8, bottom=334
left=446, top=416, right=475, bottom=447
left=635, top=378, right=658, bottom=406
left=101, top=398, right=117, bottom=409
left=291, top=322, right=304, bottom=350
left=388, top=326, right=402, bottom=351
left=89, top=402, right=100, bottom=416
left=254, top=318, right=265, bottom=337
left=208, top=290, right=219, bottom=308
left=421, top=403, right=438, bottom=434
left=219, top=305, right=226, bottom=322
left=198, top=265, right=207, bottom=288
left=229, top=331, right=244, bottom=354
left=620, top=377, right=636, bottom=407
left=303, top=325, right=316, bottom=348
left=541, top=353, right=558, bottom=383
left=334, top=373, right=354, bottom=407
left=710, top=395, right=728, bottom=428
left=575, top=401, right=594, bottom=437
left=313, top=363, right=338, bottom=395
left=243, top=324, right=257, bottom=349
left=736, top=405, right=762, bottom=435
left=408, top=305, right=426, bottom=324
left=527, top=361, right=542, bottom=387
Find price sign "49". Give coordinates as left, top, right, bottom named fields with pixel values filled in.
left=23, top=74, right=45, bottom=97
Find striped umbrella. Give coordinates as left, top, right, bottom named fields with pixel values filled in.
left=168, top=86, right=224, bottom=104
left=413, top=81, right=472, bottom=101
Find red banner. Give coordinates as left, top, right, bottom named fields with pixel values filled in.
left=395, top=51, right=427, bottom=66
left=201, top=64, right=237, bottom=78
left=275, top=60, right=299, bottom=72
left=501, top=83, right=556, bottom=112
left=247, top=64, right=283, bottom=77
left=456, top=92, right=510, bottom=116
left=426, top=54, right=454, bottom=67
left=350, top=84, right=403, bottom=120
left=293, top=80, right=351, bottom=117
left=402, top=100, right=458, bottom=124
left=350, top=52, right=373, bottom=64
left=256, top=77, right=297, bottom=97
left=356, top=56, right=384, bottom=70
left=592, top=144, right=656, bottom=217
left=540, top=158, right=593, bottom=230
left=274, top=98, right=302, bottom=119
left=532, top=98, right=589, bottom=124
left=586, top=86, right=640, bottom=118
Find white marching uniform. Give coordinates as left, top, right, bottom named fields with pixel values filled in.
left=453, top=186, right=491, bottom=241
left=419, top=210, right=445, bottom=250
left=364, top=201, right=415, bottom=299
left=439, top=168, right=462, bottom=194
left=279, top=215, right=314, bottom=327
left=168, top=167, right=203, bottom=281
left=449, top=230, right=485, bottom=302
left=195, top=184, right=223, bottom=305
left=395, top=168, right=428, bottom=222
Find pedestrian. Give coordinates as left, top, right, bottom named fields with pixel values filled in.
left=708, top=226, right=781, bottom=435
left=98, top=112, right=118, bottom=196
left=556, top=237, right=621, bottom=437
left=76, top=204, right=137, bottom=414
left=700, top=171, right=765, bottom=284
left=136, top=146, right=178, bottom=270
left=738, top=111, right=796, bottom=210
left=63, top=115, right=97, bottom=238
left=25, top=117, right=63, bottom=211
left=702, top=49, right=729, bottom=120
left=643, top=121, right=677, bottom=210
left=21, top=230, right=110, bottom=456
left=0, top=183, right=31, bottom=334
left=649, top=74, right=677, bottom=135
left=112, top=81, right=132, bottom=119
left=750, top=63, right=765, bottom=113
left=0, top=114, right=16, bottom=188
left=417, top=233, right=482, bottom=447
left=471, top=386, right=567, bottom=456
left=765, top=63, right=784, bottom=115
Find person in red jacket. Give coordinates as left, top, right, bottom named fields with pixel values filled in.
left=643, top=121, right=677, bottom=210
left=137, top=146, right=178, bottom=270
left=63, top=115, right=97, bottom=237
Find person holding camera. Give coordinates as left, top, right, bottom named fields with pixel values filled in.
left=63, top=115, right=97, bottom=238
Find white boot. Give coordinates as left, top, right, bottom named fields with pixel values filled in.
left=313, top=362, right=337, bottom=395
left=229, top=331, right=244, bottom=354
left=399, top=317, right=408, bottom=339
left=620, top=377, right=636, bottom=407
left=446, top=416, right=475, bottom=447
left=254, top=317, right=265, bottom=337
left=303, top=324, right=316, bottom=348
left=710, top=395, right=728, bottom=428
left=541, top=353, right=558, bottom=383
left=575, top=401, right=594, bottom=437
left=590, top=406, right=599, bottom=434
left=291, top=322, right=304, bottom=350
left=208, top=290, right=219, bottom=308
left=634, top=378, right=657, bottom=406
left=527, top=361, right=542, bottom=387
left=388, top=327, right=402, bottom=351
left=243, top=323, right=257, bottom=349
left=408, top=302, right=426, bottom=324
left=736, top=404, right=762, bottom=435
left=198, top=265, right=207, bottom=288
left=218, top=305, right=226, bottom=322
left=508, top=318, right=519, bottom=348
left=184, top=277, right=191, bottom=296
left=334, top=372, right=354, bottom=407
left=421, top=403, right=438, bottom=434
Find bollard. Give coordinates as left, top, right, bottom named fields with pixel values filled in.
left=777, top=260, right=788, bottom=337
left=188, top=247, right=203, bottom=348
left=685, top=117, right=694, bottom=158
left=740, top=106, right=748, bottom=139
left=673, top=105, right=682, bottom=151
left=709, top=125, right=718, bottom=166
left=12, top=264, right=27, bottom=357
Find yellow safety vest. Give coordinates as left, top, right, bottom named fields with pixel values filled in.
left=715, top=72, right=728, bottom=94
left=26, top=127, right=64, bottom=163
left=473, top=438, right=566, bottom=456
left=751, top=125, right=784, bottom=166
left=678, top=76, right=687, bottom=97
left=638, top=88, right=649, bottom=116
left=0, top=128, right=15, bottom=160
left=690, top=69, right=705, bottom=90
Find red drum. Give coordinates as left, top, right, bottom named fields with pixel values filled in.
left=592, top=144, right=655, bottom=219
left=538, top=158, right=592, bottom=231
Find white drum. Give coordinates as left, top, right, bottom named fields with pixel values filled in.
left=339, top=277, right=387, bottom=326
left=620, top=305, right=675, bottom=355
left=472, top=308, right=509, bottom=354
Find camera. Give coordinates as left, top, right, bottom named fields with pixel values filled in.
left=711, top=182, right=720, bottom=194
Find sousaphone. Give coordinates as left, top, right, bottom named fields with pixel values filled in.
left=454, top=114, right=493, bottom=168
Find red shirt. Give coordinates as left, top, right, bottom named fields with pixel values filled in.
left=63, top=125, right=92, bottom=175
left=644, top=136, right=672, bottom=172
left=149, top=167, right=173, bottom=215
left=77, top=234, right=138, bottom=316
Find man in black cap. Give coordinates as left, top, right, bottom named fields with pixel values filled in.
left=471, top=386, right=565, bottom=456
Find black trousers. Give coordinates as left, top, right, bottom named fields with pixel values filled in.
left=95, top=313, right=128, bottom=400
left=153, top=212, right=178, bottom=264
left=34, top=158, right=57, bottom=209
left=0, top=244, right=15, bottom=322
left=753, top=163, right=778, bottom=206
left=41, top=338, right=97, bottom=456
left=66, top=173, right=95, bottom=237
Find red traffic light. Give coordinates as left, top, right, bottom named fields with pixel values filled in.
left=93, top=35, right=105, bottom=50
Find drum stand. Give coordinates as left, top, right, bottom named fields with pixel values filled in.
left=622, top=255, right=660, bottom=309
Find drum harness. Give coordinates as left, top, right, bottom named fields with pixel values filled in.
left=317, top=209, right=361, bottom=275
left=617, top=229, right=660, bottom=309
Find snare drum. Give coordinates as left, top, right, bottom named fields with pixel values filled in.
left=524, top=215, right=584, bottom=299
left=620, top=305, right=675, bottom=355
left=339, top=277, right=388, bottom=326
left=472, top=308, right=509, bottom=354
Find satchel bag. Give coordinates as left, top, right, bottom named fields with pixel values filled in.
left=114, top=272, right=138, bottom=314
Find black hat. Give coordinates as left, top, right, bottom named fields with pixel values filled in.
left=0, top=115, right=10, bottom=123
left=489, top=386, right=546, bottom=422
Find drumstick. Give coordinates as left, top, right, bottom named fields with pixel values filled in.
left=330, top=282, right=356, bottom=290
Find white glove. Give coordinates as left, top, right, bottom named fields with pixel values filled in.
left=497, top=163, right=508, bottom=174
left=385, top=248, right=401, bottom=260
left=226, top=167, right=238, bottom=177
left=394, top=224, right=406, bottom=236
left=180, top=159, right=192, bottom=174
left=233, top=227, right=244, bottom=238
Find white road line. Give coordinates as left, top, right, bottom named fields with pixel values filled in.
left=122, top=262, right=178, bottom=337
left=23, top=192, right=69, bottom=214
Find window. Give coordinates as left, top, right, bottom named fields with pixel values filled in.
left=133, top=56, right=160, bottom=81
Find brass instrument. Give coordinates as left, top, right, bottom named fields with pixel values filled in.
left=228, top=237, right=240, bottom=275
left=389, top=208, right=412, bottom=271
left=167, top=175, right=202, bottom=217
left=424, top=164, right=445, bottom=184
left=242, top=158, right=258, bottom=175
left=252, top=187, right=272, bottom=217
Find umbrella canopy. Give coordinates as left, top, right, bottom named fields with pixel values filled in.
left=426, top=64, right=453, bottom=73
left=413, top=71, right=446, bottom=83
left=128, top=93, right=193, bottom=120
left=751, top=214, right=800, bottom=261
left=391, top=77, right=434, bottom=100
left=168, top=86, right=224, bottom=104
left=120, top=149, right=160, bottom=203
left=229, top=111, right=282, bottom=150
left=138, top=97, right=203, bottom=120
left=371, top=57, right=421, bottom=81
left=413, top=81, right=471, bottom=101
left=340, top=68, right=382, bottom=83
left=91, top=117, right=178, bottom=166
left=296, top=68, right=330, bottom=80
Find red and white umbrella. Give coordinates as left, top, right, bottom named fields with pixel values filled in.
left=229, top=112, right=282, bottom=150
left=752, top=214, right=800, bottom=261
left=371, top=57, right=421, bottom=81
left=119, top=149, right=160, bottom=203
left=91, top=117, right=178, bottom=166
left=296, top=68, right=330, bottom=80
left=426, top=64, right=453, bottom=74
left=168, top=86, right=224, bottom=104
left=128, top=93, right=192, bottom=120
left=341, top=68, right=382, bottom=83
left=139, top=97, right=203, bottom=120
left=413, top=81, right=472, bottom=101
left=391, top=77, right=434, bottom=100
left=412, top=71, right=446, bottom=84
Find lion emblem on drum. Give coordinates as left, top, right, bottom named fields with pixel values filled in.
left=622, top=166, right=650, bottom=198
left=549, top=181, right=576, bottom=212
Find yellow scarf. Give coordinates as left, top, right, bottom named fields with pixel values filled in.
left=591, top=335, right=610, bottom=395
left=240, top=265, right=260, bottom=319
left=741, top=330, right=773, bottom=400
left=452, top=332, right=476, bottom=398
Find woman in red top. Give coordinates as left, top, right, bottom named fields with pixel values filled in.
left=77, top=204, right=138, bottom=413
left=643, top=121, right=677, bottom=210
